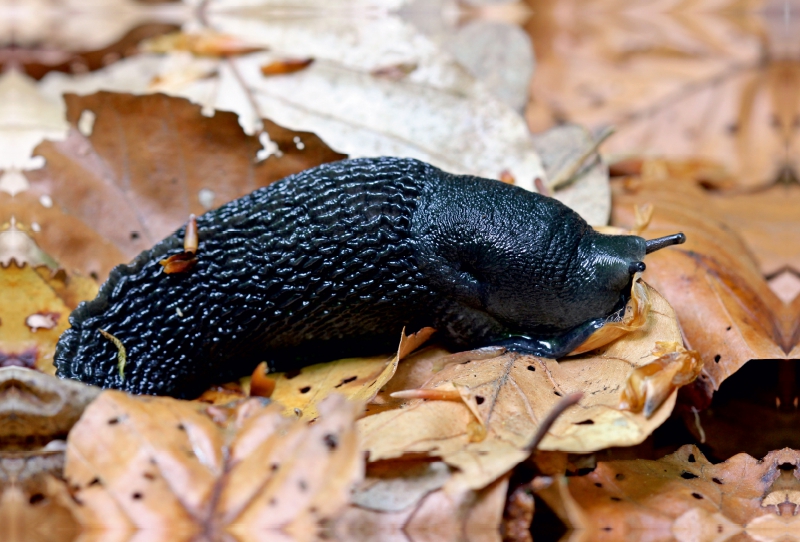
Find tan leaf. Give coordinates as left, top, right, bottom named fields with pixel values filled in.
left=536, top=445, right=800, bottom=541
left=266, top=327, right=435, bottom=420
left=359, top=283, right=684, bottom=491
left=335, top=472, right=509, bottom=542
left=619, top=342, right=703, bottom=417
left=525, top=0, right=786, bottom=189
left=64, top=391, right=362, bottom=541
left=611, top=172, right=792, bottom=391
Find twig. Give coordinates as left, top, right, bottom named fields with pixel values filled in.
left=548, top=126, right=615, bottom=191
left=526, top=392, right=583, bottom=451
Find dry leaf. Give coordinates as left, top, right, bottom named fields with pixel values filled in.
left=64, top=391, right=362, bottom=541
left=265, top=327, right=435, bottom=420
left=612, top=172, right=792, bottom=391
left=568, top=272, right=649, bottom=355
left=536, top=444, right=800, bottom=541
left=335, top=472, right=509, bottom=542
left=0, top=263, right=97, bottom=373
left=525, top=0, right=785, bottom=188
left=619, top=342, right=703, bottom=417
left=39, top=5, right=612, bottom=225
left=0, top=367, right=100, bottom=451
left=359, top=283, right=684, bottom=492
left=17, top=91, right=344, bottom=281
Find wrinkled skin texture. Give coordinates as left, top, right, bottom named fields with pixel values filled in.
left=56, top=157, right=646, bottom=398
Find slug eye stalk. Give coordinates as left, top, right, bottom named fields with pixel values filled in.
left=645, top=233, right=686, bottom=254
left=628, top=261, right=646, bottom=274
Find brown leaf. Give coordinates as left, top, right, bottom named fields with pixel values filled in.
left=2, top=23, right=180, bottom=80
left=612, top=172, right=793, bottom=391
left=525, top=1, right=787, bottom=188
left=536, top=445, right=800, bottom=540
left=0, top=263, right=97, bottom=373
left=19, top=91, right=345, bottom=281
left=360, top=283, right=684, bottom=491
left=64, top=392, right=362, bottom=540
left=260, top=58, right=315, bottom=76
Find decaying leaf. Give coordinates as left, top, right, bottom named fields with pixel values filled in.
left=16, top=91, right=344, bottom=281
left=537, top=444, right=800, bottom=541
left=359, top=282, right=685, bottom=493
left=611, top=170, right=793, bottom=391
left=263, top=327, right=435, bottom=420
left=0, top=263, right=97, bottom=373
left=0, top=367, right=100, bottom=451
left=64, top=391, right=362, bottom=541
left=619, top=342, right=703, bottom=417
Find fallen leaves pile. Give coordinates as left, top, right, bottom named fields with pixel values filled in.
left=2, top=1, right=800, bottom=541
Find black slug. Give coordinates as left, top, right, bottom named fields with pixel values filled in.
left=55, top=157, right=685, bottom=398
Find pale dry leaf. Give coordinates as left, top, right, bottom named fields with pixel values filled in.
left=335, top=471, right=509, bottom=542
left=359, top=283, right=684, bottom=493
left=536, top=444, right=800, bottom=541
left=38, top=3, right=611, bottom=225
left=64, top=391, right=363, bottom=541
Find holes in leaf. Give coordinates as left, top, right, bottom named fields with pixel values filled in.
left=688, top=454, right=696, bottom=463
left=527, top=365, right=535, bottom=371
left=692, top=493, right=703, bottom=500
left=680, top=471, right=698, bottom=480
left=132, top=492, right=143, bottom=500
left=323, top=434, right=338, bottom=450
left=299, top=386, right=311, bottom=394
left=284, top=369, right=302, bottom=379
left=29, top=493, right=46, bottom=505
left=712, top=477, right=723, bottom=484
left=335, top=376, right=357, bottom=388
left=610, top=497, right=622, bottom=502
left=615, top=473, right=625, bottom=481
left=575, top=419, right=594, bottom=425
left=475, top=396, right=485, bottom=405
left=714, top=355, right=721, bottom=363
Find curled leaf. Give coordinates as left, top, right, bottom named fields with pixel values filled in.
left=569, top=275, right=649, bottom=355
left=619, top=342, right=703, bottom=417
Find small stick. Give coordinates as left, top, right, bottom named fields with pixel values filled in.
left=548, top=126, right=615, bottom=191
left=525, top=392, right=583, bottom=451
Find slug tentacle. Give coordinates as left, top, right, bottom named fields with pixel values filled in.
left=55, top=157, right=680, bottom=398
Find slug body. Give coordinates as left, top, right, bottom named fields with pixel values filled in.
left=56, top=157, right=659, bottom=398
